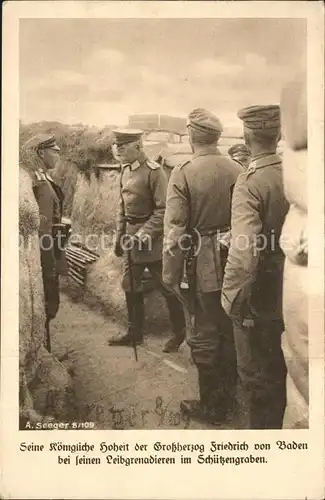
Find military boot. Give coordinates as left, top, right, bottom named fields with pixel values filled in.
left=163, top=295, right=186, bottom=353
left=109, top=293, right=144, bottom=346
left=180, top=366, right=228, bottom=425
left=162, top=329, right=186, bottom=353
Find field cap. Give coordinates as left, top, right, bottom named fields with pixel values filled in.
left=23, top=133, right=60, bottom=151
left=237, top=105, right=280, bottom=133
left=187, top=108, right=223, bottom=134
left=113, top=128, right=144, bottom=146
left=228, top=144, right=250, bottom=156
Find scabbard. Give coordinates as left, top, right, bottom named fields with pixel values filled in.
left=186, top=255, right=197, bottom=315
left=167, top=285, right=195, bottom=338
left=126, top=247, right=138, bottom=362
left=45, top=317, right=51, bottom=353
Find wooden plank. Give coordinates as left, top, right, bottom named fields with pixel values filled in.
left=66, top=246, right=98, bottom=262
left=68, top=270, right=85, bottom=286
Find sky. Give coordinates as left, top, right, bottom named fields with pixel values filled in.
left=20, top=18, right=306, bottom=132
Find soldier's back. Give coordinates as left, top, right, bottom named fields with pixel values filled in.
left=243, top=158, right=289, bottom=238
left=238, top=156, right=289, bottom=318
left=183, top=152, right=241, bottom=231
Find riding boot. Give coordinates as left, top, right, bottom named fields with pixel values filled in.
left=207, top=369, right=233, bottom=422
left=163, top=295, right=186, bottom=353
left=180, top=365, right=228, bottom=425
left=134, top=292, right=145, bottom=338
left=108, top=292, right=144, bottom=346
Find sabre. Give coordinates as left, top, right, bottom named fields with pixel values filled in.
left=45, top=317, right=51, bottom=353
left=126, top=245, right=138, bottom=362
left=153, top=271, right=195, bottom=338
left=168, top=285, right=195, bottom=338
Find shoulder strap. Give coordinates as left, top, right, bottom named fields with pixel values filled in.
left=146, top=159, right=160, bottom=170
left=34, top=170, right=47, bottom=182
left=179, top=160, right=191, bottom=170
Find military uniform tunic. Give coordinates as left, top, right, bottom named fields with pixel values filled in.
left=116, top=156, right=167, bottom=268
left=222, top=153, right=289, bottom=320
left=163, top=147, right=242, bottom=292
left=221, top=153, right=289, bottom=429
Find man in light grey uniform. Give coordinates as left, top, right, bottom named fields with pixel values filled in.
left=109, top=129, right=185, bottom=352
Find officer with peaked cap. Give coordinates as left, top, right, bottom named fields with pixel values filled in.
left=20, top=133, right=68, bottom=346
left=222, top=105, right=289, bottom=429
left=163, top=108, right=242, bottom=424
left=108, top=128, right=186, bottom=352
left=228, top=144, right=251, bottom=170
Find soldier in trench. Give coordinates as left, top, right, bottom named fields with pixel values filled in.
left=108, top=129, right=186, bottom=353
left=21, top=133, right=69, bottom=348
left=163, top=108, right=242, bottom=424
left=222, top=105, right=289, bottom=429
left=19, top=137, right=72, bottom=426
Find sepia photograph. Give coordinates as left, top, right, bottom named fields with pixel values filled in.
left=18, top=15, right=309, bottom=431
left=1, top=1, right=324, bottom=499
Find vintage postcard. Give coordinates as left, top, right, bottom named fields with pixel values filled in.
left=1, top=1, right=324, bottom=499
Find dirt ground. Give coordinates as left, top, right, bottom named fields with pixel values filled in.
left=50, top=283, right=241, bottom=430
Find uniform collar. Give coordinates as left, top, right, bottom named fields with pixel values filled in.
left=193, top=146, right=221, bottom=160
left=250, top=153, right=282, bottom=168
left=122, top=153, right=147, bottom=171
left=248, top=153, right=282, bottom=174
left=233, top=158, right=246, bottom=169
left=130, top=160, right=142, bottom=171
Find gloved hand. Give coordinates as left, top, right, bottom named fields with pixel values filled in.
left=242, top=317, right=255, bottom=328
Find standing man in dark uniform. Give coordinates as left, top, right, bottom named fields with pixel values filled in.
left=163, top=109, right=242, bottom=424
left=109, top=129, right=185, bottom=352
left=21, top=134, right=69, bottom=350
left=222, top=105, right=289, bottom=429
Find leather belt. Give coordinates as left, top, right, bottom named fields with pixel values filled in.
left=123, top=215, right=150, bottom=225
left=198, top=226, right=230, bottom=237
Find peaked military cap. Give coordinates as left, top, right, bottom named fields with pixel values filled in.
left=112, top=128, right=144, bottom=146
left=187, top=108, right=223, bottom=134
left=228, top=143, right=250, bottom=156
left=22, top=133, right=60, bottom=151
left=238, top=105, right=280, bottom=131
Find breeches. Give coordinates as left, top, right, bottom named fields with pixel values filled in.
left=122, top=259, right=165, bottom=294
